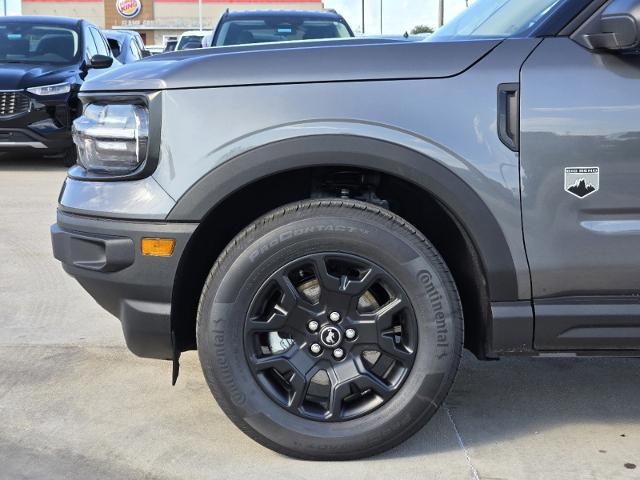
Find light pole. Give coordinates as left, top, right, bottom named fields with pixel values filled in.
left=361, top=0, right=365, bottom=34
left=2, top=0, right=7, bottom=17
left=198, top=0, right=202, bottom=31
left=438, top=0, right=444, bottom=27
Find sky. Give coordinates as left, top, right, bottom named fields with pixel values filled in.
left=323, top=0, right=472, bottom=35
left=2, top=0, right=20, bottom=16
left=1, top=0, right=471, bottom=33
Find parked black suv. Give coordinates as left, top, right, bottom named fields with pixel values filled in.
left=0, top=16, right=116, bottom=165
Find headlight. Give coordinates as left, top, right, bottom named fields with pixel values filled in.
left=26, top=82, right=71, bottom=96
left=72, top=103, right=149, bottom=174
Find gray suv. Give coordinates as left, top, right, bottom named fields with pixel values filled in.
left=51, top=0, right=640, bottom=460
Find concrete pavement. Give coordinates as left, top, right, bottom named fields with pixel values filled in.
left=1, top=156, right=639, bottom=479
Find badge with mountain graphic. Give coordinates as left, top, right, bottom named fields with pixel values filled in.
left=564, top=167, right=599, bottom=198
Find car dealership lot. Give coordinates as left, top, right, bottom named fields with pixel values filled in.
left=1, top=157, right=640, bottom=480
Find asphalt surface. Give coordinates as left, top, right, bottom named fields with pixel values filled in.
left=1, top=156, right=640, bottom=480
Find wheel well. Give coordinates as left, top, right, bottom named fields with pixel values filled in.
left=171, top=166, right=491, bottom=358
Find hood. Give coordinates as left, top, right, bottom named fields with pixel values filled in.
left=81, top=38, right=501, bottom=92
left=0, top=63, right=78, bottom=90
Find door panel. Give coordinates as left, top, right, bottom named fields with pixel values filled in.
left=520, top=37, right=640, bottom=349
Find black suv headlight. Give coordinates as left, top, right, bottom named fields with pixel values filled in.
left=26, top=82, right=72, bottom=96
left=72, top=103, right=149, bottom=175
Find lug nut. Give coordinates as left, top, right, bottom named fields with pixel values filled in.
left=333, top=348, right=345, bottom=359
left=345, top=328, right=357, bottom=340
left=308, top=320, right=319, bottom=332
left=329, top=311, right=341, bottom=322
left=310, top=343, right=322, bottom=354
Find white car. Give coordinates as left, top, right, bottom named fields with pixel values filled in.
left=145, top=44, right=165, bottom=55
left=176, top=30, right=205, bottom=50
left=201, top=31, right=213, bottom=48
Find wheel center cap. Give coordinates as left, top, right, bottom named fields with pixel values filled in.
left=319, top=325, right=342, bottom=348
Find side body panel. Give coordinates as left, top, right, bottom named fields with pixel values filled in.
left=520, top=37, right=640, bottom=349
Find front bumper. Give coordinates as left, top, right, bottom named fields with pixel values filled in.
left=51, top=211, right=198, bottom=360
left=0, top=93, right=75, bottom=153
left=0, top=127, right=72, bottom=152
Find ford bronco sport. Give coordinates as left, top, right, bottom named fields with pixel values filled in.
left=51, top=0, right=640, bottom=460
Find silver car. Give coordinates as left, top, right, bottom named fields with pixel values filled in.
left=103, top=29, right=150, bottom=64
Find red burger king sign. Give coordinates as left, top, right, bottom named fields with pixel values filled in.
left=116, top=0, right=142, bottom=18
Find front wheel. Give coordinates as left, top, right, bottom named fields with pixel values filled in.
left=197, top=199, right=463, bottom=460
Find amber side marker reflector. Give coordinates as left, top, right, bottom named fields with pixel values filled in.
left=141, top=238, right=176, bottom=257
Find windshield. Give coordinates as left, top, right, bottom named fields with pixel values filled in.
left=215, top=18, right=353, bottom=46
left=429, top=0, right=565, bottom=41
left=0, top=22, right=80, bottom=65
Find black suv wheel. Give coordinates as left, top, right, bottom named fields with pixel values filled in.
left=62, top=147, right=77, bottom=167
left=197, top=199, right=463, bottom=460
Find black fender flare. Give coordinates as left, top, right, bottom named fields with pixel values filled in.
left=167, top=135, right=518, bottom=301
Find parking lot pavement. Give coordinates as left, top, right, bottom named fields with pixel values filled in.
left=1, top=158, right=640, bottom=480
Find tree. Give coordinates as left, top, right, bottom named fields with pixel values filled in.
left=411, top=25, right=434, bottom=35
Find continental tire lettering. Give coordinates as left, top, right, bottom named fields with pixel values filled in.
left=249, top=225, right=370, bottom=262
left=417, top=270, right=449, bottom=359
left=212, top=328, right=247, bottom=407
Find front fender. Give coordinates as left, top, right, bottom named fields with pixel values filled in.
left=167, top=133, right=519, bottom=302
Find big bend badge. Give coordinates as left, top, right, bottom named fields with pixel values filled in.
left=565, top=167, right=599, bottom=198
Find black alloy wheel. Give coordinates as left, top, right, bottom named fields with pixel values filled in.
left=245, top=252, right=418, bottom=422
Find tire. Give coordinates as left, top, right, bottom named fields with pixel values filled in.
left=62, top=147, right=77, bottom=168
left=197, top=199, right=463, bottom=460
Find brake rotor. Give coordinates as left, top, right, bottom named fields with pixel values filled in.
left=297, top=278, right=380, bottom=312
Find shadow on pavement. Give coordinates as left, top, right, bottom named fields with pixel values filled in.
left=0, top=152, right=69, bottom=171
left=382, top=353, right=640, bottom=459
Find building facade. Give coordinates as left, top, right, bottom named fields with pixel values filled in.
left=22, top=0, right=325, bottom=45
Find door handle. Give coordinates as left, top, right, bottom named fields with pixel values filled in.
left=498, top=83, right=519, bottom=152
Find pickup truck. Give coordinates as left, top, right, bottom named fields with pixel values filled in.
left=51, top=0, right=640, bottom=460
left=209, top=9, right=354, bottom=47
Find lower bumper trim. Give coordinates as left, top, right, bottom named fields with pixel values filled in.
left=0, top=141, right=47, bottom=148
left=120, top=299, right=172, bottom=359
left=51, top=224, right=135, bottom=273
